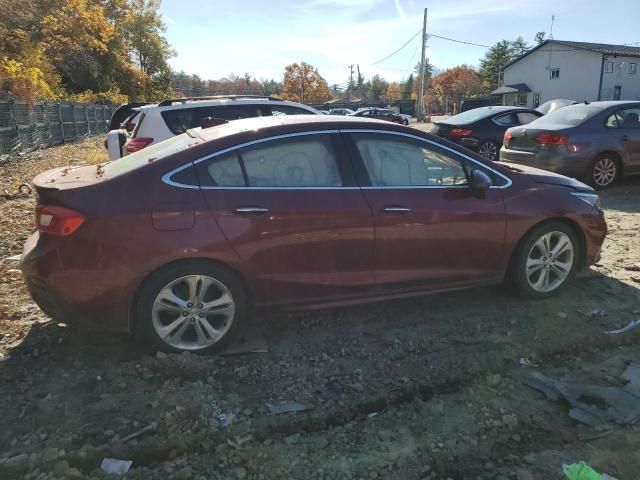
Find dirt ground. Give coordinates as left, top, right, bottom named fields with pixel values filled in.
left=1, top=138, right=640, bottom=480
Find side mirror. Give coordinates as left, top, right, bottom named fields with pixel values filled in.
left=469, top=169, right=492, bottom=199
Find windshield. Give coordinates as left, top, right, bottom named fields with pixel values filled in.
left=444, top=107, right=502, bottom=124
left=530, top=105, right=602, bottom=126
left=102, top=132, right=202, bottom=177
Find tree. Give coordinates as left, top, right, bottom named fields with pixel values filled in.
left=535, top=32, right=546, bottom=45
left=281, top=62, right=331, bottom=104
left=511, top=36, right=530, bottom=57
left=367, top=75, right=388, bottom=103
left=403, top=73, right=414, bottom=99
left=431, top=65, right=482, bottom=103
left=384, top=82, right=402, bottom=102
left=478, top=40, right=513, bottom=91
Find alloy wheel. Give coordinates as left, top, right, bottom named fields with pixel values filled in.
left=151, top=275, right=235, bottom=351
left=593, top=157, right=617, bottom=187
left=525, top=231, right=574, bottom=293
left=478, top=142, right=498, bottom=161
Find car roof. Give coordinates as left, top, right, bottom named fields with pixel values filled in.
left=194, top=114, right=403, bottom=141
left=139, top=98, right=317, bottom=112
left=566, top=100, right=640, bottom=109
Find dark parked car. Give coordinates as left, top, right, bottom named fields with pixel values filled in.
left=350, top=108, right=408, bottom=125
left=22, top=115, right=606, bottom=353
left=432, top=106, right=542, bottom=161
left=500, top=101, right=640, bottom=189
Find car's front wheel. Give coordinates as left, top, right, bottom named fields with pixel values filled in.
left=478, top=140, right=499, bottom=161
left=510, top=223, right=578, bottom=298
left=135, top=261, right=249, bottom=353
left=589, top=154, right=619, bottom=189
left=402, top=119, right=409, bottom=126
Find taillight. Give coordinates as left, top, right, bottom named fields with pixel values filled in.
left=126, top=137, right=154, bottom=153
left=504, top=131, right=513, bottom=143
left=536, top=133, right=568, bottom=145
left=36, top=205, right=85, bottom=236
left=449, top=128, right=473, bottom=137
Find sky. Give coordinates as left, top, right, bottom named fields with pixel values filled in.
left=160, top=0, right=640, bottom=86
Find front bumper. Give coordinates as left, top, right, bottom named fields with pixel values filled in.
left=499, top=147, right=590, bottom=178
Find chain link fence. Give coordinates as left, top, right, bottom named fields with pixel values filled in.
left=0, top=97, right=116, bottom=158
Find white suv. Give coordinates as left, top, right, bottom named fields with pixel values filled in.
left=106, top=95, right=321, bottom=160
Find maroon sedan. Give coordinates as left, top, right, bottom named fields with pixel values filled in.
left=22, top=116, right=607, bottom=353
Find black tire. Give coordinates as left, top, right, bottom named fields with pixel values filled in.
left=588, top=153, right=620, bottom=190
left=403, top=119, right=409, bottom=126
left=478, top=140, right=499, bottom=161
left=508, top=222, right=579, bottom=299
left=135, top=261, right=249, bottom=354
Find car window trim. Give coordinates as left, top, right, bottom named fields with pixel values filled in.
left=162, top=129, right=513, bottom=190
left=162, top=130, right=362, bottom=190
left=339, top=129, right=512, bottom=189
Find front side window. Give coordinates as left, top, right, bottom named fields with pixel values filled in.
left=241, top=135, right=342, bottom=187
left=606, top=108, right=640, bottom=129
left=351, top=133, right=469, bottom=187
left=551, top=68, right=560, bottom=79
left=605, top=62, right=614, bottom=74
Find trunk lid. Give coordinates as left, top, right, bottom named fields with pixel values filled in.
left=32, top=165, right=106, bottom=206
left=506, top=125, right=573, bottom=152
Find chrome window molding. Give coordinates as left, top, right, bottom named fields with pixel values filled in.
left=162, top=128, right=513, bottom=190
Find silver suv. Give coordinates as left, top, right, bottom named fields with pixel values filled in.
left=106, top=95, right=321, bottom=160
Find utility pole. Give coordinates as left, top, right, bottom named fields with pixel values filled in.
left=348, top=64, right=354, bottom=103
left=417, top=8, right=428, bottom=121
left=300, top=76, right=304, bottom=103
left=357, top=64, right=362, bottom=102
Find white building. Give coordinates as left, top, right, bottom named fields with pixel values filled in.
left=493, top=40, right=640, bottom=108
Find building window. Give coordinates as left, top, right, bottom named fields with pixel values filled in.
left=550, top=68, right=560, bottom=79
left=533, top=93, right=541, bottom=108
left=605, top=61, right=614, bottom=73
left=518, top=93, right=528, bottom=106
left=630, top=63, right=637, bottom=74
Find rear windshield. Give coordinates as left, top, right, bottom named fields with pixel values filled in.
left=102, top=132, right=202, bottom=177
left=531, top=105, right=602, bottom=126
left=444, top=107, right=502, bottom=124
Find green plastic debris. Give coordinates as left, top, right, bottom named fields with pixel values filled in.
left=563, top=462, right=602, bottom=480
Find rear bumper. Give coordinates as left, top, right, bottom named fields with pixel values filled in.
left=499, top=148, right=590, bottom=178
left=21, top=231, right=130, bottom=332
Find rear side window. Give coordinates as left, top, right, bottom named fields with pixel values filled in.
left=493, top=113, right=517, bottom=125
left=161, top=105, right=263, bottom=134
left=241, top=135, right=342, bottom=187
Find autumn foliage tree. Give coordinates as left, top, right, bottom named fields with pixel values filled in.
left=427, top=65, right=482, bottom=113
left=384, top=82, right=402, bottom=102
left=281, top=62, right=331, bottom=104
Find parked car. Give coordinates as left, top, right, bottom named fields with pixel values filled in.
left=398, top=113, right=414, bottom=124
left=319, top=110, right=330, bottom=115
left=350, top=108, right=408, bottom=125
left=329, top=108, right=355, bottom=115
left=432, top=106, right=543, bottom=161
left=500, top=101, right=640, bottom=189
left=23, top=115, right=606, bottom=353
left=106, top=95, right=321, bottom=160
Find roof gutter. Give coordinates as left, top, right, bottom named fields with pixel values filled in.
left=597, top=54, right=605, bottom=101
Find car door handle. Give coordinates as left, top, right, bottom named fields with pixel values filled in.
left=233, top=207, right=269, bottom=215
left=382, top=206, right=411, bottom=214
left=621, top=135, right=629, bottom=141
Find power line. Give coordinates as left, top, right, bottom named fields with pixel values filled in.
left=370, top=29, right=421, bottom=65
left=427, top=33, right=490, bottom=48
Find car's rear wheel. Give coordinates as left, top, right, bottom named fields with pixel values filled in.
left=478, top=140, right=499, bottom=161
left=402, top=119, right=409, bottom=126
left=136, top=261, right=249, bottom=353
left=589, top=154, right=619, bottom=189
left=510, top=223, right=578, bottom=298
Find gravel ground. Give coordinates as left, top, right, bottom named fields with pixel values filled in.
left=1, top=138, right=640, bottom=480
